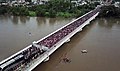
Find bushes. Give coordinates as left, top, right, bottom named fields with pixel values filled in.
left=0, top=6, right=9, bottom=15
left=0, top=7, right=6, bottom=15
left=36, top=9, right=46, bottom=17
left=56, top=12, right=72, bottom=18
left=29, top=11, right=36, bottom=16
left=19, top=6, right=29, bottom=16
left=10, top=6, right=29, bottom=16
left=35, top=5, right=47, bottom=17
left=48, top=9, right=56, bottom=17
left=56, top=12, right=65, bottom=17
left=99, top=5, right=120, bottom=17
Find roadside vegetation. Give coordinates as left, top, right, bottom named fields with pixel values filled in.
left=99, top=5, right=120, bottom=18
left=0, top=0, right=99, bottom=18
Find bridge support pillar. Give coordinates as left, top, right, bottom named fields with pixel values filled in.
left=78, top=28, right=82, bottom=32
left=66, top=39, right=70, bottom=43
left=44, top=56, right=49, bottom=62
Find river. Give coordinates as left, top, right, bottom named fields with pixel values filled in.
left=0, top=16, right=120, bottom=71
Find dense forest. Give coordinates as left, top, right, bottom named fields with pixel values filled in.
left=0, top=0, right=98, bottom=18
left=99, top=5, right=120, bottom=17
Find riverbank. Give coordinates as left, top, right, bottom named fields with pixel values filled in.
left=0, top=0, right=98, bottom=18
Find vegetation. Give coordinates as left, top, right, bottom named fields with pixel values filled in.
left=29, top=11, right=36, bottom=16
left=99, top=5, right=120, bottom=18
left=10, top=6, right=29, bottom=16
left=0, top=6, right=9, bottom=15
left=0, top=0, right=98, bottom=18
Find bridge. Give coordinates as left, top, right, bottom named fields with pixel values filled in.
left=0, top=6, right=100, bottom=71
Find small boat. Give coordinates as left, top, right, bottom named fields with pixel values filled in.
left=81, top=50, right=88, bottom=53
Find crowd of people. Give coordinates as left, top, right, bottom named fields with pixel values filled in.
left=39, top=8, right=100, bottom=48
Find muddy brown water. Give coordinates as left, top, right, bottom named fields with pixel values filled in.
left=0, top=16, right=120, bottom=71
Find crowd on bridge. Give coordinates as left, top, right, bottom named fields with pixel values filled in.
left=39, top=7, right=100, bottom=48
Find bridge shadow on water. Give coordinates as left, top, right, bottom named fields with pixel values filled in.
left=33, top=20, right=96, bottom=71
